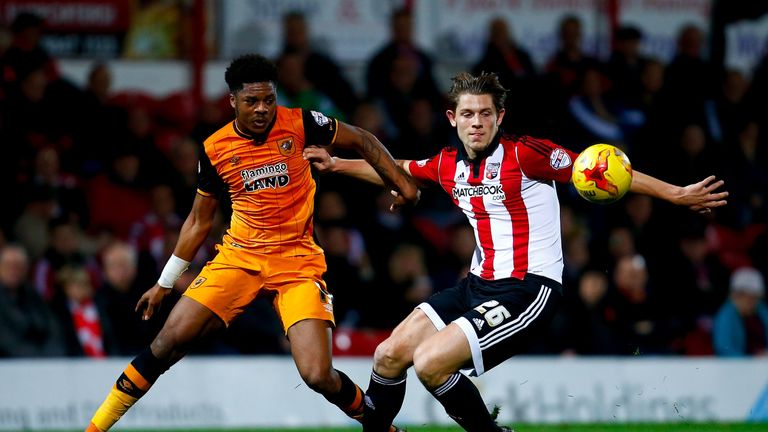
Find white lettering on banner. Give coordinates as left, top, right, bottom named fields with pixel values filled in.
left=414, top=0, right=604, bottom=65
left=640, top=0, right=710, bottom=15
left=0, top=357, right=765, bottom=429
left=4, top=3, right=120, bottom=28
left=726, top=14, right=768, bottom=76
left=501, top=383, right=716, bottom=422
left=221, top=0, right=399, bottom=61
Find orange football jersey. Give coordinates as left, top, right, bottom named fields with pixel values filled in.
left=197, top=107, right=338, bottom=258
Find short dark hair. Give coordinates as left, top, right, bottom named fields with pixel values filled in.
left=447, top=72, right=508, bottom=112
left=225, top=54, right=278, bottom=93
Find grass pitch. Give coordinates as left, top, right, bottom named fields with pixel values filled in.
left=76, top=424, right=765, bottom=431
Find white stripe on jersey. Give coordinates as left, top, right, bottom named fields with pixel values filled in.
left=481, top=146, right=516, bottom=280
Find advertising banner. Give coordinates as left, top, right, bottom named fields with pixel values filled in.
left=1, top=357, right=766, bottom=429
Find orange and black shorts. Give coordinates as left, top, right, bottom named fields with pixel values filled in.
left=183, top=245, right=334, bottom=332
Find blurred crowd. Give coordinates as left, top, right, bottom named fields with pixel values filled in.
left=0, top=8, right=767, bottom=359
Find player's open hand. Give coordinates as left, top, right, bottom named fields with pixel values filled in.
left=136, top=284, right=173, bottom=321
left=303, top=146, right=335, bottom=173
left=675, top=175, right=728, bottom=214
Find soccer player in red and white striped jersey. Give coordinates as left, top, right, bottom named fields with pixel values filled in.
left=304, top=71, right=728, bottom=432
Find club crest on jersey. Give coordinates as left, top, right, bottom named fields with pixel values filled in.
left=191, top=276, right=207, bottom=288
left=550, top=148, right=572, bottom=170
left=229, top=156, right=241, bottom=166
left=278, top=138, right=295, bottom=156
left=485, top=162, right=500, bottom=179
left=241, top=162, right=290, bottom=192
left=311, top=110, right=331, bottom=126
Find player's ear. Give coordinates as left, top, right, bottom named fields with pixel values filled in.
left=446, top=110, right=457, bottom=127
left=229, top=93, right=236, bottom=109
left=496, top=108, right=506, bottom=126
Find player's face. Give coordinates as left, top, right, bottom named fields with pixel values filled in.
left=231, top=82, right=277, bottom=135
left=446, top=93, right=505, bottom=159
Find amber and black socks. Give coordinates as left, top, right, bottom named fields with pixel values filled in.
left=86, top=347, right=169, bottom=432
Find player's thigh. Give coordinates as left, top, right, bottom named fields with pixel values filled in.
left=183, top=259, right=264, bottom=326
left=411, top=321, right=471, bottom=380
left=287, top=318, right=334, bottom=377
left=267, top=254, right=334, bottom=332
left=457, top=278, right=562, bottom=376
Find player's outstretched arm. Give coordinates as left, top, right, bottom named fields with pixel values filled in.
left=136, top=193, right=219, bottom=320
left=631, top=170, right=728, bottom=214
left=304, top=145, right=414, bottom=182
left=331, top=121, right=419, bottom=207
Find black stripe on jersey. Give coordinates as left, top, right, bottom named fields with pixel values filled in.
left=302, top=109, right=338, bottom=147
left=197, top=142, right=227, bottom=197
left=520, top=136, right=550, bottom=157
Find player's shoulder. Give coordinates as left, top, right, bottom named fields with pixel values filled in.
left=510, top=134, right=560, bottom=155
left=203, top=121, right=238, bottom=148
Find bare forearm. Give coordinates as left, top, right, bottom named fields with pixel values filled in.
left=355, top=127, right=412, bottom=191
left=172, top=214, right=213, bottom=261
left=629, top=170, right=728, bottom=213
left=630, top=170, right=682, bottom=203
left=332, top=157, right=387, bottom=185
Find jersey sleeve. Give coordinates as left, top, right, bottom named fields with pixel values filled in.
left=515, top=136, right=579, bottom=184
left=196, top=143, right=226, bottom=198
left=407, top=152, right=443, bottom=185
left=302, top=109, right=339, bottom=147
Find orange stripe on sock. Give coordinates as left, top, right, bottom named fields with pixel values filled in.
left=85, top=422, right=102, bottom=432
left=123, top=364, right=151, bottom=391
left=344, top=385, right=364, bottom=412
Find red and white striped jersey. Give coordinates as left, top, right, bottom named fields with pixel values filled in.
left=408, top=134, right=578, bottom=283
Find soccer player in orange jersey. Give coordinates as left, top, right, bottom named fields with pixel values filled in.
left=85, top=54, right=418, bottom=432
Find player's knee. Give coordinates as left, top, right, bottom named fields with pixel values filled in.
left=412, top=344, right=442, bottom=389
left=373, top=337, right=410, bottom=373
left=299, top=365, right=336, bottom=393
left=150, top=323, right=189, bottom=362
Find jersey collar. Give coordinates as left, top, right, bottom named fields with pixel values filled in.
left=455, top=129, right=502, bottom=165
left=233, top=110, right=278, bottom=144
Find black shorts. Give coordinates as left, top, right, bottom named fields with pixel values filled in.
left=418, top=273, right=562, bottom=376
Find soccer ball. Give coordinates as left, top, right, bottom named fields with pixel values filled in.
left=571, top=143, right=633, bottom=204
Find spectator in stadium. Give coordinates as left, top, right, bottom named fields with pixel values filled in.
left=85, top=54, right=418, bottom=432
left=50, top=265, right=117, bottom=357
left=704, top=69, right=750, bottom=146
left=33, top=218, right=100, bottom=302
left=74, top=62, right=128, bottom=176
left=279, top=10, right=359, bottom=116
left=85, top=147, right=151, bottom=240
left=28, top=146, right=89, bottom=228
left=544, top=15, right=601, bottom=100
left=388, top=98, right=449, bottom=161
left=472, top=17, right=537, bottom=133
left=557, top=270, right=620, bottom=355
left=12, top=185, right=58, bottom=261
left=662, top=24, right=719, bottom=129
left=97, top=242, right=156, bottom=356
left=275, top=51, right=344, bottom=119
left=0, top=12, right=58, bottom=85
left=304, top=71, right=728, bottom=431
left=609, top=254, right=674, bottom=354
left=605, top=25, right=648, bottom=106
left=366, top=7, right=441, bottom=106
left=0, top=244, right=64, bottom=357
left=712, top=267, right=768, bottom=356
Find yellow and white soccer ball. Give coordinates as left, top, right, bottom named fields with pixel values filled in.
left=571, top=143, right=633, bottom=204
